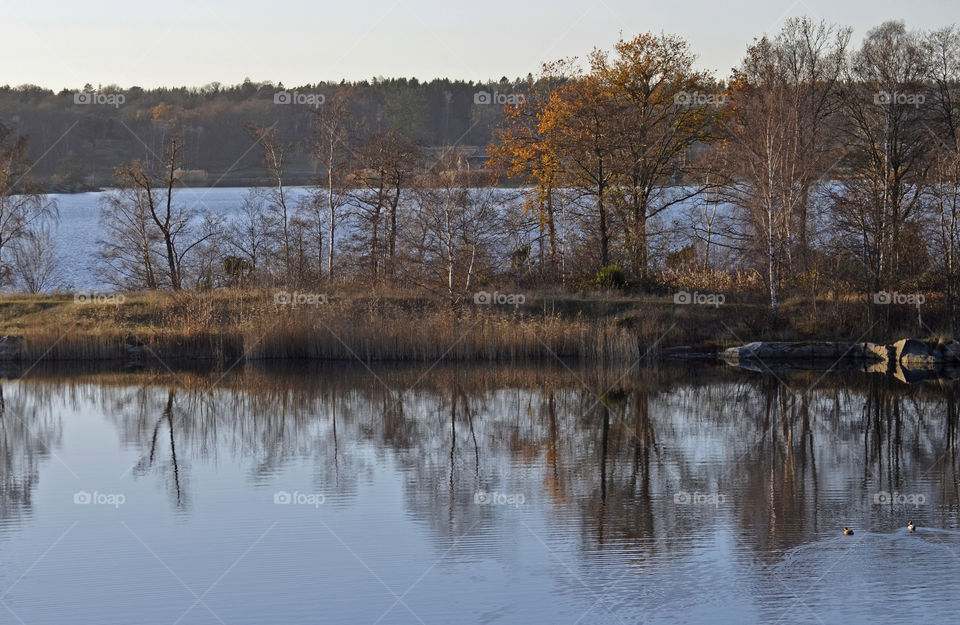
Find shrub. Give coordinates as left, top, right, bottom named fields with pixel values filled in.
left=592, top=264, right=626, bottom=289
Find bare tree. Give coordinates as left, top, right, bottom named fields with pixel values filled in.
left=720, top=18, right=849, bottom=321
left=0, top=123, right=58, bottom=285
left=925, top=26, right=960, bottom=332
left=248, top=123, right=294, bottom=280
left=12, top=225, right=61, bottom=293
left=98, top=184, right=162, bottom=289
left=413, top=154, right=503, bottom=304
left=113, top=135, right=190, bottom=289
left=831, top=21, right=931, bottom=297
left=227, top=190, right=279, bottom=281
left=103, top=134, right=217, bottom=290
left=349, top=129, right=419, bottom=281
left=311, top=91, right=353, bottom=282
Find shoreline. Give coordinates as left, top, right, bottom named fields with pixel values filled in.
left=0, top=290, right=951, bottom=369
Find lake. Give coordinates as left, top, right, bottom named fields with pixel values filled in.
left=1, top=361, right=958, bottom=624
left=49, top=187, right=313, bottom=291
left=46, top=185, right=712, bottom=292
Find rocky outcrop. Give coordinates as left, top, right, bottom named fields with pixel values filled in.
left=721, top=341, right=886, bottom=364
left=720, top=338, right=960, bottom=381
left=892, top=339, right=960, bottom=367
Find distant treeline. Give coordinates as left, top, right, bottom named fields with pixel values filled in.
left=4, top=18, right=960, bottom=340
left=0, top=76, right=531, bottom=188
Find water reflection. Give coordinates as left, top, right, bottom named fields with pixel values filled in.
left=7, top=365, right=960, bottom=539
left=1, top=363, right=958, bottom=624
left=0, top=384, right=61, bottom=527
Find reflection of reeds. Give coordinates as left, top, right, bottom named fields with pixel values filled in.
left=245, top=309, right=636, bottom=362
left=4, top=290, right=638, bottom=363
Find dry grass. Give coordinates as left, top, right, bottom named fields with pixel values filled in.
left=0, top=290, right=638, bottom=364
left=0, top=284, right=948, bottom=365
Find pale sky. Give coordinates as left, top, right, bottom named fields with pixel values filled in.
left=0, top=0, right=956, bottom=90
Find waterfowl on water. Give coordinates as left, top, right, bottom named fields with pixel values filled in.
left=843, top=527, right=854, bottom=536
left=908, top=521, right=916, bottom=533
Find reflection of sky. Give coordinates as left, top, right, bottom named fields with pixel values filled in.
left=0, top=373, right=958, bottom=624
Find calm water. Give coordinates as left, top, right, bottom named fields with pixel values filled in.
left=47, top=186, right=705, bottom=291
left=49, top=187, right=313, bottom=291
left=1, top=363, right=958, bottom=624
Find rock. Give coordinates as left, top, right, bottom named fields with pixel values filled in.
left=865, top=360, right=892, bottom=375
left=893, top=339, right=934, bottom=366
left=721, top=338, right=960, bottom=383
left=860, top=342, right=890, bottom=361
left=722, top=341, right=873, bottom=362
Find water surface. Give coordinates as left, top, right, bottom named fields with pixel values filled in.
left=1, top=363, right=958, bottom=624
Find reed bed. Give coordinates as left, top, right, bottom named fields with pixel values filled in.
left=1, top=286, right=942, bottom=366
left=2, top=290, right=639, bottom=365
left=243, top=309, right=637, bottom=363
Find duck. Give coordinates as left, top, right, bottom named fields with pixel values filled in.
left=908, top=521, right=916, bottom=533
left=843, top=527, right=855, bottom=536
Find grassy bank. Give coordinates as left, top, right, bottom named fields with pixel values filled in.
left=0, top=288, right=945, bottom=365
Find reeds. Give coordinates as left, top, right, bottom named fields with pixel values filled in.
left=3, top=290, right=639, bottom=364
left=2, top=286, right=949, bottom=366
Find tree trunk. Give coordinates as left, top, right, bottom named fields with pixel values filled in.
left=327, top=151, right=335, bottom=282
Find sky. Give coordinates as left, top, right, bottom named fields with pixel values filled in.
left=0, top=0, right=956, bottom=90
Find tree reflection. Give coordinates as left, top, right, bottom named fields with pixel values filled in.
left=0, top=382, right=62, bottom=526
left=3, top=363, right=959, bottom=562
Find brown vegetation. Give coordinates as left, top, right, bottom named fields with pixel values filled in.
left=0, top=285, right=946, bottom=364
